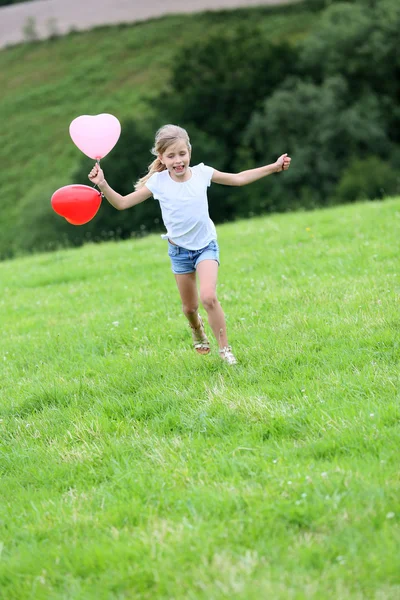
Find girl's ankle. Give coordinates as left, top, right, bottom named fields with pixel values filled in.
left=189, top=313, right=203, bottom=331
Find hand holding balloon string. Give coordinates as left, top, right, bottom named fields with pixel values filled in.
left=88, top=162, right=106, bottom=188
left=51, top=114, right=121, bottom=226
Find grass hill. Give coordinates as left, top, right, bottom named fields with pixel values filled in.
left=1, top=2, right=317, bottom=259
left=0, top=198, right=399, bottom=598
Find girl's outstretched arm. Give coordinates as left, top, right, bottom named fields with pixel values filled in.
left=88, top=163, right=152, bottom=210
left=212, top=153, right=291, bottom=186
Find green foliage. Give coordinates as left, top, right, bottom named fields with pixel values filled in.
left=299, top=0, right=400, bottom=117
left=243, top=76, right=393, bottom=210
left=304, top=0, right=336, bottom=10
left=335, top=156, right=400, bottom=202
left=241, top=0, right=399, bottom=213
left=304, top=0, right=391, bottom=11
left=303, top=0, right=363, bottom=11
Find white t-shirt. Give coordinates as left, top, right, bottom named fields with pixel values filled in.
left=145, top=163, right=217, bottom=250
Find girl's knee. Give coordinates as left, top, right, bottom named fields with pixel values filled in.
left=182, top=304, right=198, bottom=316
left=200, top=292, right=217, bottom=311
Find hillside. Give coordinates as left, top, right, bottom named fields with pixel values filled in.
left=1, top=198, right=399, bottom=598
left=1, top=2, right=316, bottom=259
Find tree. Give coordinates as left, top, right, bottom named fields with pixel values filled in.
left=242, top=76, right=393, bottom=210
left=335, top=156, right=400, bottom=202
left=158, top=24, right=297, bottom=169
left=299, top=0, right=400, bottom=136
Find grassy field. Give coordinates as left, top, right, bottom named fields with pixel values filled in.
left=0, top=1, right=317, bottom=259
left=0, top=197, right=399, bottom=598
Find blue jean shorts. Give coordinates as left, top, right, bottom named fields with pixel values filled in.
left=168, top=239, right=220, bottom=274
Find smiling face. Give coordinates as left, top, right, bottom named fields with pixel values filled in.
left=159, top=139, right=191, bottom=182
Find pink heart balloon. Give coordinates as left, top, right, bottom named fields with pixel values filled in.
left=69, top=113, right=121, bottom=160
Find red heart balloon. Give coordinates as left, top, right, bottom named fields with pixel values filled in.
left=51, top=184, right=102, bottom=225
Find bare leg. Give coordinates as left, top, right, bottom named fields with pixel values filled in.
left=174, top=272, right=210, bottom=354
left=196, top=260, right=229, bottom=349
left=174, top=272, right=200, bottom=328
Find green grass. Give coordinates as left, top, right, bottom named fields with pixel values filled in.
left=1, top=197, right=399, bottom=599
left=0, top=1, right=317, bottom=258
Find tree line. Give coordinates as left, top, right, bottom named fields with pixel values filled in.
left=20, top=0, right=400, bottom=251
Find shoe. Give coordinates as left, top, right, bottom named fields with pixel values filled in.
left=189, top=314, right=210, bottom=355
left=219, top=346, right=237, bottom=365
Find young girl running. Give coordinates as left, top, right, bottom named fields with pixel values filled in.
left=88, top=124, right=291, bottom=365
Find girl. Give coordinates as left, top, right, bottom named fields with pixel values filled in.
left=88, top=124, right=291, bottom=365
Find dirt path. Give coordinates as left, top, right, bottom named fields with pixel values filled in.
left=0, top=0, right=301, bottom=48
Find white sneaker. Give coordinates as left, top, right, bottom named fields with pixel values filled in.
left=219, top=346, right=237, bottom=365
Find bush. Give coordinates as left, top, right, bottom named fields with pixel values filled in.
left=334, top=156, right=400, bottom=202
left=242, top=75, right=393, bottom=210
left=299, top=0, right=400, bottom=116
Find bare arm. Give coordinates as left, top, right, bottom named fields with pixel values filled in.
left=211, top=153, right=291, bottom=187
left=98, top=180, right=152, bottom=210
left=88, top=163, right=152, bottom=210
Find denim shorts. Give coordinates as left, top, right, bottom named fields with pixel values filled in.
left=168, top=239, right=220, bottom=274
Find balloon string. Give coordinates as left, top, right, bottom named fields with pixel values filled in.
left=91, top=182, right=103, bottom=197
left=92, top=158, right=104, bottom=197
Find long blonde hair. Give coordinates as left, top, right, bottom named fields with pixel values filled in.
left=135, top=124, right=191, bottom=189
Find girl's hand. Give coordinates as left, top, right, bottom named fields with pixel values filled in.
left=275, top=153, right=291, bottom=172
left=88, top=163, right=105, bottom=185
